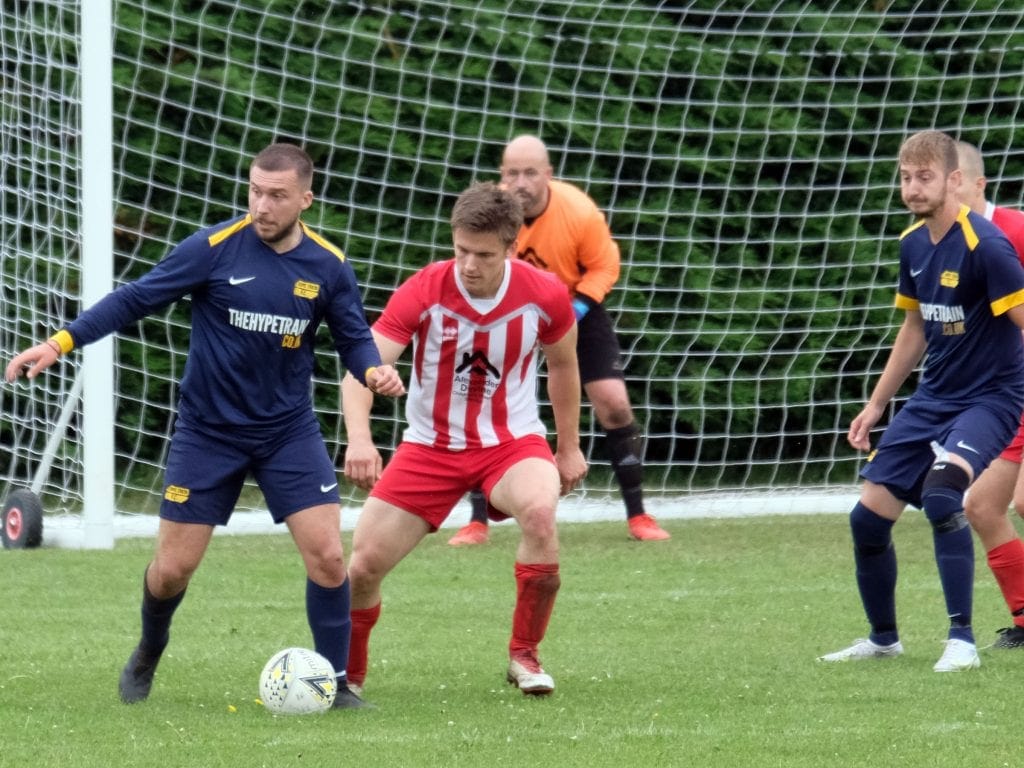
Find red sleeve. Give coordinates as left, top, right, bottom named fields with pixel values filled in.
left=373, top=271, right=425, bottom=345
left=993, top=206, right=1024, bottom=265
left=538, top=272, right=576, bottom=345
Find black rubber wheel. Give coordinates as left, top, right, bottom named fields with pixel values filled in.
left=2, top=489, right=44, bottom=549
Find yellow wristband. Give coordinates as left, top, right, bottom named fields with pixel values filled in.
left=48, top=330, right=74, bottom=355
left=364, top=366, right=377, bottom=388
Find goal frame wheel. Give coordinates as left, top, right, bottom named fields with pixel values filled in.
left=2, top=489, right=44, bottom=549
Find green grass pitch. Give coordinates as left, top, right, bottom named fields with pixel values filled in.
left=0, top=512, right=1019, bottom=767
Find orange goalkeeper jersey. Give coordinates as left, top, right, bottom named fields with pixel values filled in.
left=515, top=179, right=620, bottom=304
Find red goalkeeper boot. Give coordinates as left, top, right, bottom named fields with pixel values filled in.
left=628, top=513, right=671, bottom=541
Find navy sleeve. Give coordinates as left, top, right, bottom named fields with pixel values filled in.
left=324, top=259, right=381, bottom=385
left=64, top=233, right=211, bottom=349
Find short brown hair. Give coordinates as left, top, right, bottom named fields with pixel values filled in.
left=251, top=143, right=314, bottom=189
left=450, top=182, right=523, bottom=247
left=899, top=130, right=958, bottom=175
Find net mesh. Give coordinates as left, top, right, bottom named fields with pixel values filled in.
left=3, top=1, right=1024, bottom=529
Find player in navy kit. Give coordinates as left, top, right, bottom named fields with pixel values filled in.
left=5, top=143, right=404, bottom=707
left=818, top=130, right=1024, bottom=672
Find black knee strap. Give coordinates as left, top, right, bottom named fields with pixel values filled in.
left=921, top=462, right=971, bottom=531
left=921, top=462, right=971, bottom=497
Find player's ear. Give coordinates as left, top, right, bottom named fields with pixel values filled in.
left=301, top=190, right=314, bottom=210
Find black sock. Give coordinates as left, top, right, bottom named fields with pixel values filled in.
left=606, top=423, right=645, bottom=518
left=139, top=569, right=186, bottom=658
left=469, top=489, right=489, bottom=524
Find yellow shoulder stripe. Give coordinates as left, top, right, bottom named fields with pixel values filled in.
left=956, top=204, right=980, bottom=251
left=898, top=219, right=926, bottom=240
left=301, top=222, right=346, bottom=262
left=207, top=214, right=252, bottom=246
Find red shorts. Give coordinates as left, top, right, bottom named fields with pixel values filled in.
left=369, top=434, right=555, bottom=530
left=1000, top=412, right=1024, bottom=464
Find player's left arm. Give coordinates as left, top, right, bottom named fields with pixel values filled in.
left=1005, top=303, right=1024, bottom=331
left=986, top=235, right=1024, bottom=331
left=540, top=324, right=588, bottom=495
left=326, top=263, right=392, bottom=389
left=341, top=331, right=407, bottom=490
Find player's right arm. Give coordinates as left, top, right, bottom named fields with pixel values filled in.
left=5, top=233, right=210, bottom=382
left=847, top=310, right=926, bottom=451
left=4, top=339, right=61, bottom=382
left=342, top=331, right=407, bottom=490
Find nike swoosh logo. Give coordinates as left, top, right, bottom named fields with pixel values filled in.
left=910, top=267, right=924, bottom=277
left=229, top=276, right=256, bottom=285
left=955, top=440, right=979, bottom=455
left=320, top=482, right=339, bottom=493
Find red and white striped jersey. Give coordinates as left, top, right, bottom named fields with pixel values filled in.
left=374, top=258, right=575, bottom=449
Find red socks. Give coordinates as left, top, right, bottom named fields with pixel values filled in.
left=345, top=603, right=381, bottom=687
left=510, top=562, right=561, bottom=656
left=987, top=538, right=1024, bottom=626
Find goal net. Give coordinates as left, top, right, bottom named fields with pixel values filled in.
left=3, top=1, right=1023, bottom=543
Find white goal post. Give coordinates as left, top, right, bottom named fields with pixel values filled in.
left=3, top=2, right=1023, bottom=545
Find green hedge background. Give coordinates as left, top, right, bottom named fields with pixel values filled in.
left=5, top=0, right=1024, bottom=495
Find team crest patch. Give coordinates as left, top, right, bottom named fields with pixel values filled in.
left=940, top=270, right=959, bottom=288
left=164, top=485, right=190, bottom=503
left=293, top=280, right=319, bottom=299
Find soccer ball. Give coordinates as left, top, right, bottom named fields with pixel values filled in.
left=259, top=647, right=337, bottom=715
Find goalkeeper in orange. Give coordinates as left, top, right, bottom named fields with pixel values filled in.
left=447, top=134, right=669, bottom=545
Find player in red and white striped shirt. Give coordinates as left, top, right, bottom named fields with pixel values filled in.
left=958, top=141, right=1024, bottom=649
left=449, top=135, right=669, bottom=545
left=340, top=182, right=587, bottom=697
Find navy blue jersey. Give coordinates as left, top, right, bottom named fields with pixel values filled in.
left=61, top=214, right=380, bottom=429
left=896, top=205, right=1024, bottom=403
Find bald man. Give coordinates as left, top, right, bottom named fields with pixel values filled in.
left=448, top=135, right=670, bottom=545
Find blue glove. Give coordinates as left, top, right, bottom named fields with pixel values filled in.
left=572, top=298, right=591, bottom=321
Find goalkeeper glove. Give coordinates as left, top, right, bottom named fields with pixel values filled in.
left=572, top=297, right=592, bottom=321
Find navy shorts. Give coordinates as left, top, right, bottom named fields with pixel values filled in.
left=860, top=394, right=1020, bottom=508
left=577, top=302, right=625, bottom=384
left=160, top=416, right=341, bottom=525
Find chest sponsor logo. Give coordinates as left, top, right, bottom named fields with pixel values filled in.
left=457, top=351, right=500, bottom=378
left=919, top=302, right=965, bottom=336
left=228, top=309, right=310, bottom=348
left=919, top=303, right=964, bottom=323
left=453, top=350, right=501, bottom=400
